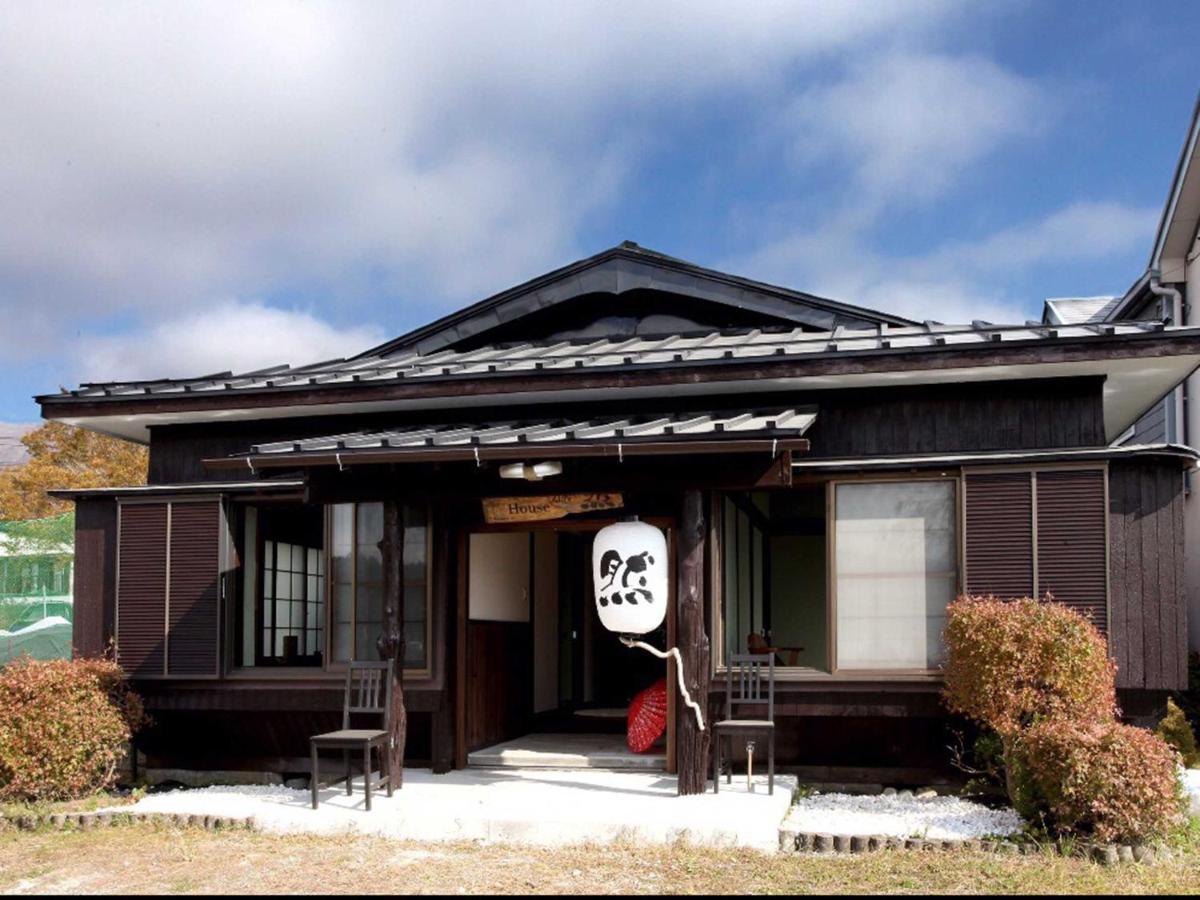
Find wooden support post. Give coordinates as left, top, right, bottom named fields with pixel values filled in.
left=377, top=499, right=408, bottom=788
left=676, top=489, right=710, bottom=796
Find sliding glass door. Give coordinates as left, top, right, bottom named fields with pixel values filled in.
left=833, top=480, right=958, bottom=672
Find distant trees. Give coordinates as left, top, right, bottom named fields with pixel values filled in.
left=0, top=422, right=147, bottom=520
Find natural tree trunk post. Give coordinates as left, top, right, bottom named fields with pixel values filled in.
left=676, top=489, right=710, bottom=796
left=377, top=498, right=407, bottom=789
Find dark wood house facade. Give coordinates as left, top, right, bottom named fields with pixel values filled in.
left=41, top=243, right=1200, bottom=787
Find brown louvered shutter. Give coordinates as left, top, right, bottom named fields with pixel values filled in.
left=116, top=503, right=168, bottom=677
left=964, top=472, right=1034, bottom=598
left=167, top=501, right=221, bottom=676
left=1036, top=469, right=1108, bottom=631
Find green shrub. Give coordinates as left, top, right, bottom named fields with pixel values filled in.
left=1016, top=718, right=1186, bottom=843
left=943, top=596, right=1116, bottom=740
left=0, top=657, right=147, bottom=803
left=1157, top=697, right=1200, bottom=768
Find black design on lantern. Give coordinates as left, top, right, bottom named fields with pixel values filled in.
left=597, top=548, right=656, bottom=607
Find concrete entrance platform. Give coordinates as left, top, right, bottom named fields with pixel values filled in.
left=468, top=732, right=665, bottom=770
left=114, top=767, right=796, bottom=851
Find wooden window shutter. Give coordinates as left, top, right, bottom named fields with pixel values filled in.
left=116, top=503, right=168, bottom=677
left=1036, top=469, right=1108, bottom=631
left=116, top=499, right=222, bottom=677
left=166, top=501, right=222, bottom=676
left=964, top=472, right=1034, bottom=599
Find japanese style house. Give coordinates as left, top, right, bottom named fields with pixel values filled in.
left=41, top=242, right=1200, bottom=787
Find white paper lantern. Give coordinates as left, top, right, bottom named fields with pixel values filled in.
left=592, top=520, right=668, bottom=635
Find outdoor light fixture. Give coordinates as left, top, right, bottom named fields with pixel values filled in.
left=592, top=519, right=705, bottom=731
left=498, top=461, right=563, bottom=481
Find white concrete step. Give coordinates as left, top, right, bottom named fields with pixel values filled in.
left=468, top=733, right=666, bottom=770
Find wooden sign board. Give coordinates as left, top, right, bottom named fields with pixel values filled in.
left=482, top=492, right=624, bottom=524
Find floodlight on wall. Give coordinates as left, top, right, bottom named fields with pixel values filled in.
left=592, top=519, right=705, bottom=731
left=498, top=461, right=563, bottom=481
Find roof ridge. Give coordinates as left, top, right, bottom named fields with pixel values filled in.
left=356, top=242, right=919, bottom=359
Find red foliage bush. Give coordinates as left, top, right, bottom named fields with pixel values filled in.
left=943, top=596, right=1116, bottom=739
left=1015, top=718, right=1186, bottom=843
left=0, top=657, right=148, bottom=803
left=943, top=596, right=1186, bottom=843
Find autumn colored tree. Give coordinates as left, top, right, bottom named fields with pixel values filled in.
left=0, top=422, right=147, bottom=520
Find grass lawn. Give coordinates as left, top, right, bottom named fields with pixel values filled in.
left=0, top=819, right=1198, bottom=895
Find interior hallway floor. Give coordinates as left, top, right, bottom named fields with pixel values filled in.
left=467, top=732, right=666, bottom=770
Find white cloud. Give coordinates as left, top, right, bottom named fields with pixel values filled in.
left=786, top=52, right=1047, bottom=204
left=0, top=0, right=955, bottom=365
left=736, top=201, right=1156, bottom=325
left=927, top=201, right=1159, bottom=272
left=79, top=302, right=384, bottom=383
left=731, top=47, right=1151, bottom=326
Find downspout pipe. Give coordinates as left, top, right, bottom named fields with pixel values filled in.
left=1148, top=273, right=1187, bottom=447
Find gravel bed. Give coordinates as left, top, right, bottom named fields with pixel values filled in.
left=782, top=791, right=1024, bottom=840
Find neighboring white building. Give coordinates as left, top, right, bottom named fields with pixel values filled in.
left=0, top=515, right=74, bottom=664
left=1044, top=93, right=1200, bottom=652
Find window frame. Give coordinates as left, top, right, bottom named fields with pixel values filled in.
left=712, top=472, right=963, bottom=681
left=826, top=474, right=962, bottom=677
left=228, top=500, right=434, bottom=680
left=324, top=501, right=433, bottom=679
left=256, top=536, right=325, bottom=667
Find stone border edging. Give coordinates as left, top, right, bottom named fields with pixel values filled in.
left=778, top=828, right=1170, bottom=865
left=2, top=810, right=257, bottom=833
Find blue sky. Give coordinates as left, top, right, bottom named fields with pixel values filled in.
left=2, top=1, right=1198, bottom=424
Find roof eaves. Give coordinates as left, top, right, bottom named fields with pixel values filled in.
left=792, top=443, right=1200, bottom=471
left=1103, top=270, right=1155, bottom=322
left=1150, top=90, right=1200, bottom=271
left=46, top=479, right=306, bottom=500
left=35, top=319, right=1192, bottom=409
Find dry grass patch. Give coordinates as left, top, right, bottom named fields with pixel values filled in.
left=0, top=820, right=1199, bottom=895
left=0, top=790, right=135, bottom=820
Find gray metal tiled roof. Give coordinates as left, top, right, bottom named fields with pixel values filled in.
left=249, top=408, right=817, bottom=458
left=1042, top=296, right=1123, bottom=325
left=45, top=320, right=1170, bottom=403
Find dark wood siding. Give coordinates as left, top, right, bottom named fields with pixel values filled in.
left=116, top=503, right=168, bottom=677
left=1036, top=469, right=1108, bottom=630
left=1108, top=461, right=1186, bottom=690
left=964, top=472, right=1034, bottom=598
left=166, top=502, right=221, bottom=676
left=809, top=377, right=1105, bottom=458
left=147, top=377, right=1106, bottom=484
left=72, top=498, right=117, bottom=658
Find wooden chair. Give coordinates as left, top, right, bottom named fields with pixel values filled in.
left=712, top=652, right=775, bottom=795
left=747, top=631, right=804, bottom=667
left=310, top=660, right=393, bottom=811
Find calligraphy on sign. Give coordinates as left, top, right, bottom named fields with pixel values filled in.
left=482, top=492, right=624, bottom=524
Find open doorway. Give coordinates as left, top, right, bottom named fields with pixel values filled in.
left=462, top=526, right=670, bottom=769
